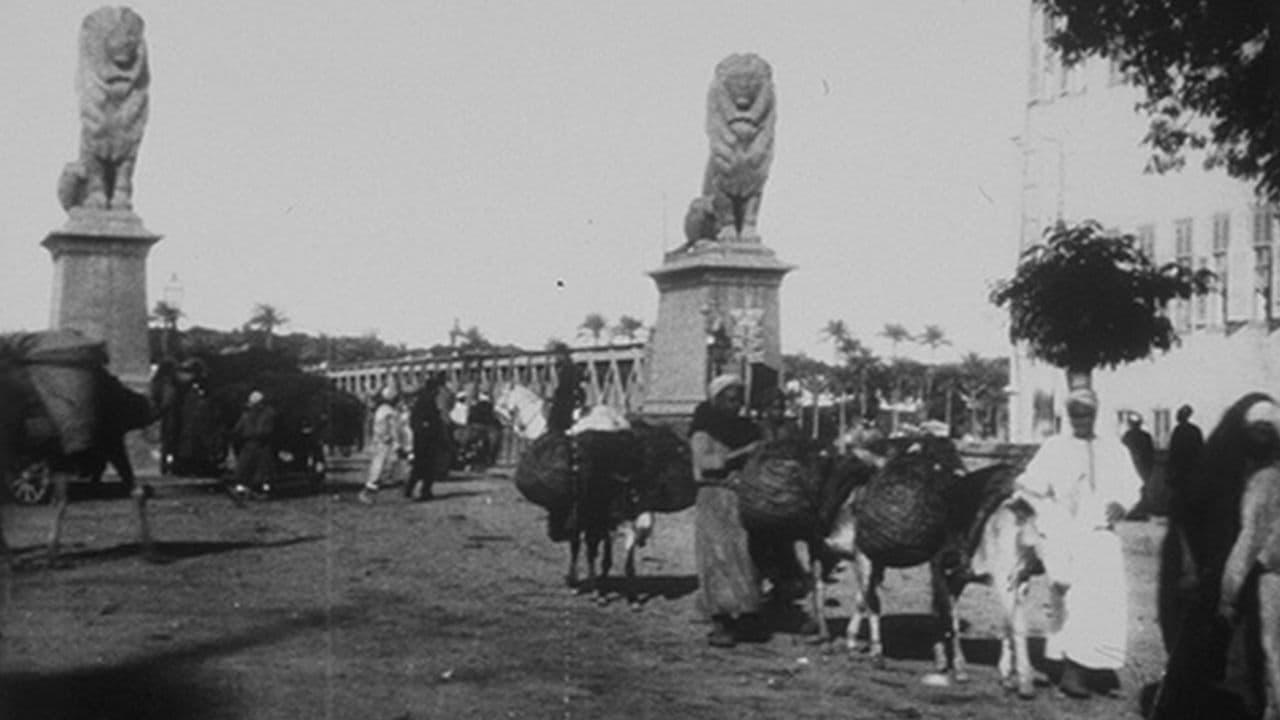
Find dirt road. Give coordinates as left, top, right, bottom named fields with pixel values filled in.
left=0, top=454, right=1168, bottom=719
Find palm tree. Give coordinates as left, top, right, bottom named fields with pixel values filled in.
left=917, top=325, right=951, bottom=419
left=821, top=319, right=850, bottom=360
left=991, top=219, right=1213, bottom=392
left=879, top=323, right=913, bottom=432
left=578, top=313, right=608, bottom=345
left=821, top=320, right=853, bottom=435
left=248, top=303, right=288, bottom=350
left=879, top=323, right=913, bottom=359
left=612, top=315, right=645, bottom=343
left=150, top=300, right=184, bottom=358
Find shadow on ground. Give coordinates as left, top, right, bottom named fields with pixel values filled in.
left=8, top=535, right=324, bottom=572
left=0, top=607, right=359, bottom=720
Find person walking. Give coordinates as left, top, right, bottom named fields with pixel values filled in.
left=406, top=375, right=452, bottom=501
left=1167, top=404, right=1205, bottom=501
left=231, top=389, right=277, bottom=501
left=690, top=373, right=764, bottom=648
left=1015, top=387, right=1142, bottom=698
left=358, top=386, right=408, bottom=505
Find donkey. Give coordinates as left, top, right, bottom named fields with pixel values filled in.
left=814, top=449, right=1043, bottom=691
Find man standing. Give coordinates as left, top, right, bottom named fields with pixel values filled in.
left=1015, top=387, right=1142, bottom=698
left=1121, top=413, right=1156, bottom=485
left=1167, top=404, right=1205, bottom=500
left=407, top=375, right=452, bottom=502
left=358, top=386, right=407, bottom=505
left=547, top=343, right=584, bottom=435
left=231, top=389, right=277, bottom=500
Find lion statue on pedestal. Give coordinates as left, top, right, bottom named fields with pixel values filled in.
left=685, top=53, right=776, bottom=245
left=58, top=6, right=150, bottom=213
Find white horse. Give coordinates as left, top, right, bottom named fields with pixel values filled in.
left=492, top=382, right=629, bottom=441
left=493, top=382, right=549, bottom=441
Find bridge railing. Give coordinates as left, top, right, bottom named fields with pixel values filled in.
left=309, top=343, right=648, bottom=466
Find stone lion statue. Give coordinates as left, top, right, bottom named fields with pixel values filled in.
left=689, top=53, right=776, bottom=243
left=59, top=6, right=150, bottom=213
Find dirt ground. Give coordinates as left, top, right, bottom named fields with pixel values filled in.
left=0, top=453, right=1170, bottom=720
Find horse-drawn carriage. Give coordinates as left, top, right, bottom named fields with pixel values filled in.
left=152, top=349, right=365, bottom=489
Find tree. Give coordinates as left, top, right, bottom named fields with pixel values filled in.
left=612, top=315, right=645, bottom=343
left=878, top=323, right=914, bottom=431
left=917, top=325, right=951, bottom=419
left=457, top=325, right=492, bottom=353
left=1038, top=0, right=1279, bottom=201
left=247, top=304, right=288, bottom=351
left=821, top=320, right=853, bottom=437
left=150, top=300, right=184, bottom=359
left=783, top=353, right=832, bottom=440
left=879, top=323, right=913, bottom=359
left=578, top=313, right=608, bottom=345
left=990, top=220, right=1213, bottom=390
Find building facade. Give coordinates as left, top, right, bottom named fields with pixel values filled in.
left=1010, top=5, right=1280, bottom=444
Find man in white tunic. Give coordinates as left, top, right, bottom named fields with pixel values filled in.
left=1016, top=387, right=1142, bottom=698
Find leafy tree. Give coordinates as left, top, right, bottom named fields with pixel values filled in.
left=1038, top=0, right=1279, bottom=201
left=578, top=313, right=608, bottom=344
left=247, top=304, right=288, bottom=351
left=612, top=315, right=645, bottom=343
left=990, top=220, right=1213, bottom=390
left=456, top=325, right=492, bottom=353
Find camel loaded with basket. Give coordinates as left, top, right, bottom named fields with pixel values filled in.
left=0, top=330, right=156, bottom=565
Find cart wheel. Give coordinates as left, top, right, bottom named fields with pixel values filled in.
left=10, top=460, right=52, bottom=505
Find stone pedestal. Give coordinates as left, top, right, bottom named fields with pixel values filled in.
left=43, top=209, right=160, bottom=393
left=643, top=240, right=793, bottom=421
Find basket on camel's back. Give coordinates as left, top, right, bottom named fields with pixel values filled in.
left=0, top=330, right=157, bottom=563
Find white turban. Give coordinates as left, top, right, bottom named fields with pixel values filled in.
left=1066, top=387, right=1097, bottom=410
left=707, top=373, right=743, bottom=400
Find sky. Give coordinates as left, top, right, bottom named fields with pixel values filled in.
left=0, top=1, right=1030, bottom=365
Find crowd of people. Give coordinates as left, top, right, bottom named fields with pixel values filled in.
left=210, top=360, right=1280, bottom=714
left=685, top=372, right=1280, bottom=716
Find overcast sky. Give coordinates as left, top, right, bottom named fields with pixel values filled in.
left=0, top=1, right=1030, bottom=363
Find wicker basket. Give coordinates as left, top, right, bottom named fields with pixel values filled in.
left=852, top=455, right=950, bottom=567
left=513, top=433, right=575, bottom=510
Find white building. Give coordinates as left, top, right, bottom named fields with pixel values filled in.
left=1009, top=6, right=1280, bottom=444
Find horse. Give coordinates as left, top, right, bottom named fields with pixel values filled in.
left=493, top=382, right=548, bottom=442
left=0, top=332, right=157, bottom=566
left=813, top=440, right=1038, bottom=689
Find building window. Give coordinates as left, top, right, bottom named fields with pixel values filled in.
left=1174, top=218, right=1193, bottom=331
left=1195, top=258, right=1210, bottom=328
left=1254, top=206, right=1275, bottom=323
left=1212, top=212, right=1230, bottom=326
left=1137, top=223, right=1156, bottom=261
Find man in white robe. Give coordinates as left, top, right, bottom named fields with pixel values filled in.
left=1016, top=387, right=1142, bottom=698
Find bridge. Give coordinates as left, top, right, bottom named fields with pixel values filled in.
left=315, top=342, right=647, bottom=411
left=312, top=343, right=648, bottom=465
